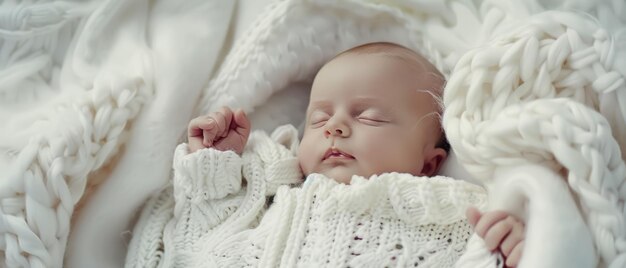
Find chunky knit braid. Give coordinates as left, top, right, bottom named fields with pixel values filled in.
left=1, top=75, right=151, bottom=268
left=443, top=10, right=626, bottom=267
left=0, top=1, right=153, bottom=267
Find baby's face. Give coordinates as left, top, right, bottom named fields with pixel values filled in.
left=298, top=53, right=446, bottom=184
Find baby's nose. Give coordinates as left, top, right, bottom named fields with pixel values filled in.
left=325, top=125, right=350, bottom=138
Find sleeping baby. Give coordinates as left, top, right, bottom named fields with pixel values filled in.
left=125, top=42, right=525, bottom=267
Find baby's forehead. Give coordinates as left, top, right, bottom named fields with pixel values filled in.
left=335, top=43, right=440, bottom=74
left=320, top=53, right=443, bottom=96
left=330, top=48, right=442, bottom=86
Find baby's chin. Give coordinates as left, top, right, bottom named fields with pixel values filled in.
left=316, top=167, right=369, bottom=185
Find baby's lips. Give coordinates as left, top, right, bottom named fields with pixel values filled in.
left=322, top=147, right=354, bottom=160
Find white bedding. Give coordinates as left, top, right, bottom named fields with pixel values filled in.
left=1, top=0, right=625, bottom=267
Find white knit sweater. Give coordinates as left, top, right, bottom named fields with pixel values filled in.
left=125, top=125, right=491, bottom=267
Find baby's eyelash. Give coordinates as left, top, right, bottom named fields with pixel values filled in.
left=310, top=119, right=328, bottom=128
left=357, top=117, right=388, bottom=125
left=358, top=117, right=383, bottom=122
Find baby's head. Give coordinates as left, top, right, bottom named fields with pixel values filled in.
left=298, top=42, right=449, bottom=184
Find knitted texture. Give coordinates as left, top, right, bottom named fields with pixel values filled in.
left=0, top=74, right=151, bottom=268
left=171, top=147, right=247, bottom=268
left=200, top=175, right=487, bottom=268
left=1, top=66, right=151, bottom=268
left=0, top=1, right=156, bottom=267
left=125, top=127, right=489, bottom=268
left=442, top=6, right=626, bottom=268
left=1, top=0, right=232, bottom=267
left=173, top=145, right=243, bottom=201
left=124, top=184, right=175, bottom=268
left=125, top=126, right=303, bottom=268
left=2, top=0, right=626, bottom=267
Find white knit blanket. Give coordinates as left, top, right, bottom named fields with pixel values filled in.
left=1, top=0, right=625, bottom=267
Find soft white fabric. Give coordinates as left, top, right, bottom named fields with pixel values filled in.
left=0, top=0, right=234, bottom=267
left=442, top=10, right=626, bottom=268
left=125, top=126, right=491, bottom=268
left=64, top=1, right=236, bottom=267
left=1, top=0, right=625, bottom=267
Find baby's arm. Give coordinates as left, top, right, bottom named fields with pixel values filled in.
left=466, top=207, right=525, bottom=268
left=126, top=108, right=251, bottom=267
left=172, top=108, right=251, bottom=247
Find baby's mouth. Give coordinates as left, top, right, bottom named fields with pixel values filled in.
left=323, top=148, right=355, bottom=160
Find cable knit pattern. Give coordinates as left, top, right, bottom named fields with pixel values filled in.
left=126, top=127, right=489, bottom=268
left=125, top=126, right=304, bottom=268
left=173, top=145, right=243, bottom=201
left=171, top=145, right=246, bottom=268
left=124, top=186, right=174, bottom=268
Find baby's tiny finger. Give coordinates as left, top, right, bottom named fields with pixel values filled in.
left=474, top=211, right=508, bottom=238
left=234, top=109, right=251, bottom=138
left=483, top=217, right=514, bottom=251
left=211, top=112, right=228, bottom=138
left=500, top=220, right=524, bottom=256
left=203, top=128, right=219, bottom=147
left=505, top=241, right=524, bottom=267
left=196, top=117, right=216, bottom=130
left=220, top=107, right=234, bottom=133
left=188, top=117, right=206, bottom=137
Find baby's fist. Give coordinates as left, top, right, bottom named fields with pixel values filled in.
left=187, top=107, right=251, bottom=154
left=467, top=207, right=525, bottom=268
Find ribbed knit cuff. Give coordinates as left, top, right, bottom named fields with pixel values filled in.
left=172, top=143, right=243, bottom=201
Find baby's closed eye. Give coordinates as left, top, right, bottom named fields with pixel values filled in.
left=309, top=111, right=330, bottom=127
left=357, top=117, right=387, bottom=125
left=357, top=111, right=389, bottom=125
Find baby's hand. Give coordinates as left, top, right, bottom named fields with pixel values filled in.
left=466, top=207, right=525, bottom=268
left=187, top=107, right=251, bottom=154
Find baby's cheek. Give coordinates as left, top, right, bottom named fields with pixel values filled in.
left=297, top=141, right=316, bottom=175
left=361, top=131, right=395, bottom=155
left=361, top=133, right=420, bottom=174
left=357, top=136, right=393, bottom=170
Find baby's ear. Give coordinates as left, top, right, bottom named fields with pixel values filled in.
left=420, top=147, right=447, bottom=176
